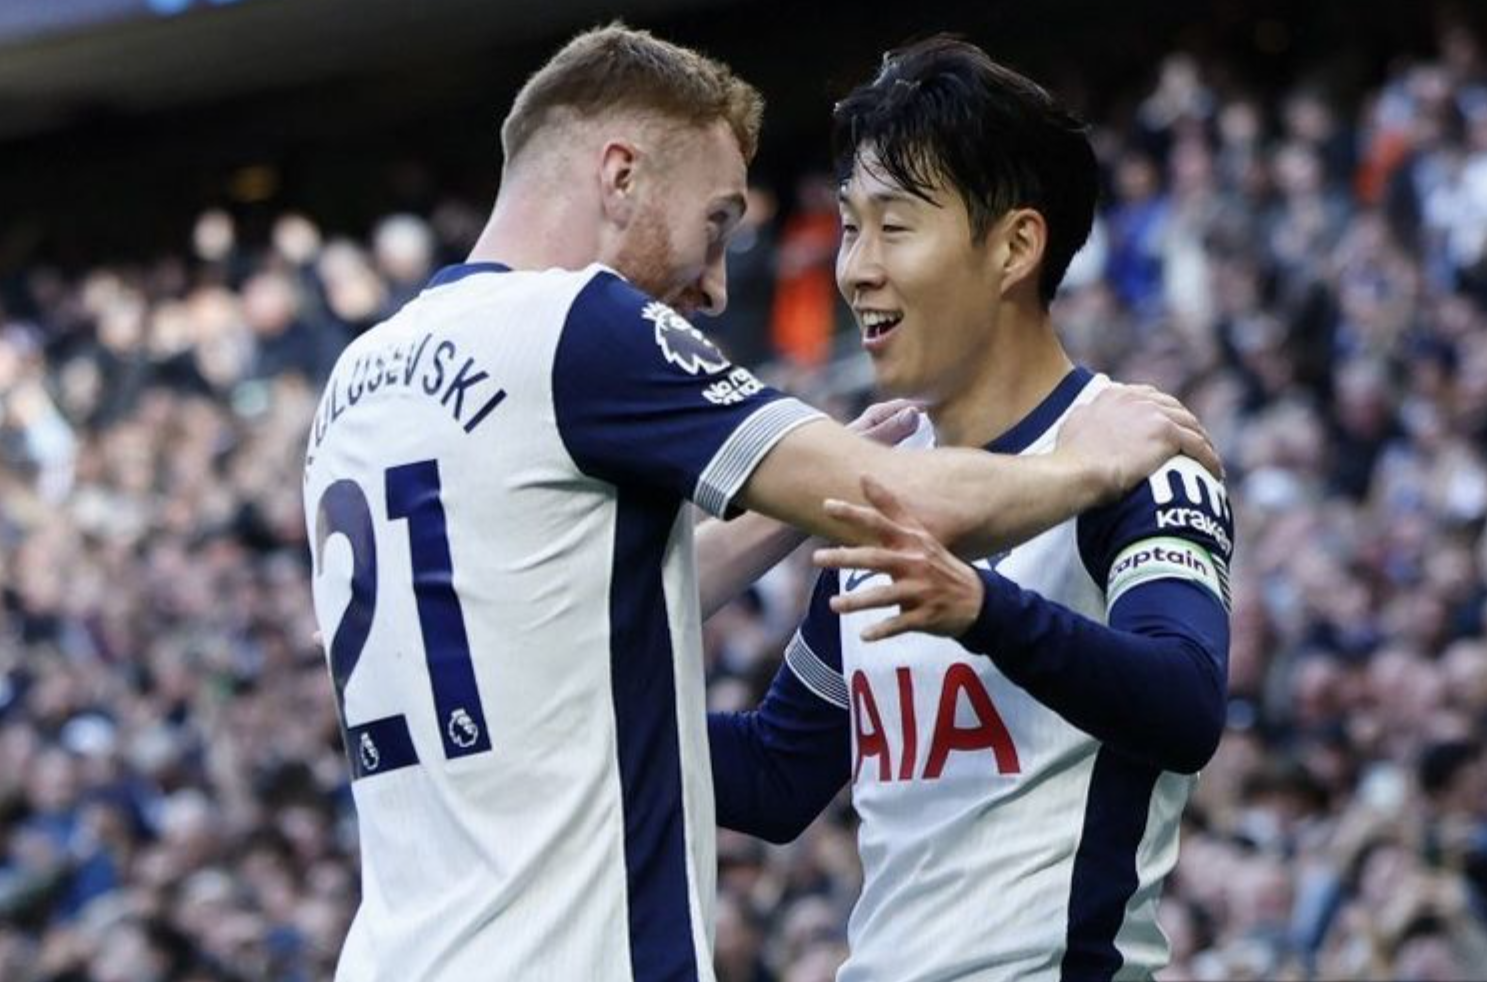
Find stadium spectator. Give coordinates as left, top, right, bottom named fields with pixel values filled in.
left=1, top=16, right=1486, bottom=981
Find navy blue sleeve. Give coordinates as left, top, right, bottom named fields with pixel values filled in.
left=1078, top=455, right=1234, bottom=612
left=552, top=272, right=821, bottom=516
left=958, top=455, right=1235, bottom=774
left=960, top=575, right=1227, bottom=773
left=710, top=571, right=850, bottom=842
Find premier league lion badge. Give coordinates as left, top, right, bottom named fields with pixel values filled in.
left=359, top=732, right=381, bottom=772
left=642, top=301, right=730, bottom=375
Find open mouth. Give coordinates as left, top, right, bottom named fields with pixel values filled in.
left=860, top=310, right=903, bottom=344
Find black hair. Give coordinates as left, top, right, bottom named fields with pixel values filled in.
left=832, top=36, right=1098, bottom=306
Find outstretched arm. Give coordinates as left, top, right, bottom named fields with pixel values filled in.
left=697, top=399, right=920, bottom=619
left=738, top=383, right=1220, bottom=559
left=543, top=279, right=1215, bottom=566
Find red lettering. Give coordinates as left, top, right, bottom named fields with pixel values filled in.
left=924, top=663, right=1020, bottom=778
left=895, top=667, right=917, bottom=781
left=851, top=670, right=891, bottom=782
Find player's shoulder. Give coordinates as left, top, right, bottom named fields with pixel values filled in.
left=564, top=264, right=658, bottom=328
left=318, top=312, right=393, bottom=388
left=562, top=266, right=732, bottom=377
left=424, top=262, right=602, bottom=314
left=1142, top=455, right=1232, bottom=521
left=1080, top=453, right=1233, bottom=570
left=1074, top=372, right=1231, bottom=544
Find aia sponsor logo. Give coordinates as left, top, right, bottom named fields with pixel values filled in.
left=851, top=665, right=1020, bottom=782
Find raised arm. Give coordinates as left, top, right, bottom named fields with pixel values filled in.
left=737, top=383, right=1219, bottom=559
left=545, top=275, right=1214, bottom=567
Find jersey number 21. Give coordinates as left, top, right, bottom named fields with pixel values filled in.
left=313, top=460, right=491, bottom=780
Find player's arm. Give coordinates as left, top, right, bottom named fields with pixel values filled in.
left=818, top=469, right=1232, bottom=774
left=709, top=572, right=851, bottom=842
left=952, top=576, right=1227, bottom=774
left=549, top=279, right=1215, bottom=566
left=737, top=382, right=1219, bottom=559
left=697, top=400, right=920, bottom=619
left=696, top=513, right=809, bottom=619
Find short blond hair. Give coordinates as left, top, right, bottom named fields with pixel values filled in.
left=501, top=24, right=763, bottom=165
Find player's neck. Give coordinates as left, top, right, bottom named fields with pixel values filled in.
left=928, top=308, right=1073, bottom=450
left=468, top=172, right=601, bottom=272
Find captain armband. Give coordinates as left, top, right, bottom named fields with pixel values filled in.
left=1106, top=536, right=1231, bottom=613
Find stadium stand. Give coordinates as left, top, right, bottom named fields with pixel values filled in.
left=1, top=3, right=1486, bottom=980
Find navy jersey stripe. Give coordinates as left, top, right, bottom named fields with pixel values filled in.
left=610, top=489, right=700, bottom=982
left=345, top=715, right=418, bottom=779
left=1061, top=748, right=1160, bottom=980
left=552, top=271, right=805, bottom=512
left=797, top=569, right=843, bottom=671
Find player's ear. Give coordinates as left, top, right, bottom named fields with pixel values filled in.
left=997, top=208, right=1047, bottom=300
left=599, top=140, right=641, bottom=227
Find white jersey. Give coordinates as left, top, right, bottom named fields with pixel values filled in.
left=781, top=369, right=1232, bottom=982
left=303, top=262, right=820, bottom=982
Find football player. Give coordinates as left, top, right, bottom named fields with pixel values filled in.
left=304, top=25, right=1219, bottom=982
left=709, top=37, right=1233, bottom=981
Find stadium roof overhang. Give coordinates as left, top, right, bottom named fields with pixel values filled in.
left=0, top=0, right=733, bottom=140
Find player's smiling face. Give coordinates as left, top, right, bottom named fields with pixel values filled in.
left=618, top=119, right=747, bottom=318
left=836, top=149, right=1004, bottom=403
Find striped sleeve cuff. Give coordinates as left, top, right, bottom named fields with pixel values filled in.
left=784, top=632, right=848, bottom=709
left=693, top=398, right=824, bottom=518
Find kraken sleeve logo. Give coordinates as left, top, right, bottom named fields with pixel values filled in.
left=1144, top=458, right=1233, bottom=556
left=642, top=301, right=730, bottom=376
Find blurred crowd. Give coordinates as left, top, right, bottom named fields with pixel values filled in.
left=3, top=14, right=1487, bottom=982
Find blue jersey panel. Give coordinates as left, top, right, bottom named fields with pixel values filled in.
left=551, top=272, right=803, bottom=516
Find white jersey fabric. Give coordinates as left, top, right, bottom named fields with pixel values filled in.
left=303, top=261, right=820, bottom=982
left=782, top=369, right=1232, bottom=982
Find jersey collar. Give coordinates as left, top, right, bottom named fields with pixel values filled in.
left=983, top=366, right=1095, bottom=455
left=426, top=262, right=511, bottom=289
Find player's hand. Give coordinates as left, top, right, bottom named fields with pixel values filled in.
left=846, top=398, right=921, bottom=446
left=814, top=475, right=984, bottom=642
left=1055, top=383, right=1221, bottom=501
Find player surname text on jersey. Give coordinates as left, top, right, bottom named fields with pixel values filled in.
left=309, top=331, right=508, bottom=449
